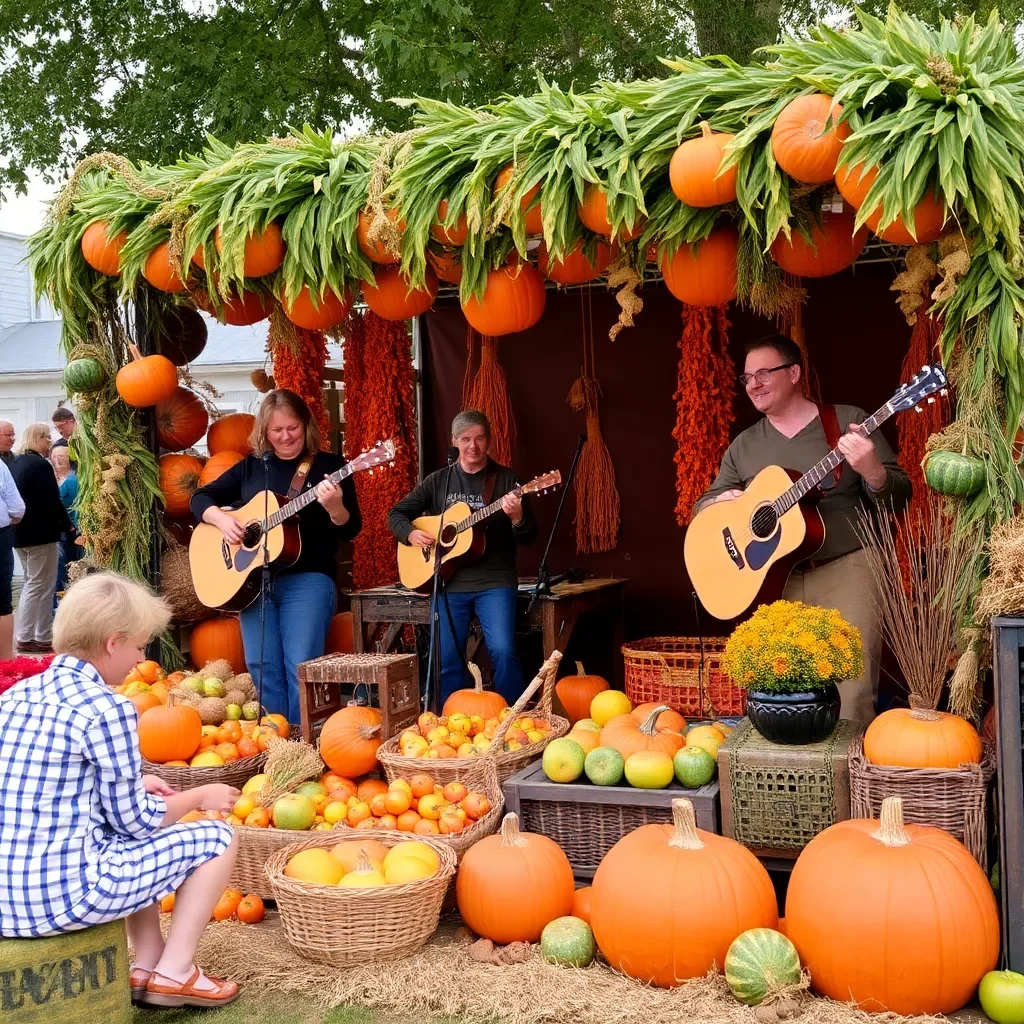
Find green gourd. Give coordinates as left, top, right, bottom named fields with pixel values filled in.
left=725, top=927, right=802, bottom=1005
left=922, top=451, right=985, bottom=498
left=62, top=357, right=106, bottom=394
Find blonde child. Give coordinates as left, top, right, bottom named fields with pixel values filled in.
left=0, top=572, right=241, bottom=1008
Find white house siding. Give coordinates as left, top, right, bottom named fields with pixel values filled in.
left=0, top=233, right=52, bottom=329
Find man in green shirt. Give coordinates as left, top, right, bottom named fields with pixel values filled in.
left=695, top=335, right=911, bottom=723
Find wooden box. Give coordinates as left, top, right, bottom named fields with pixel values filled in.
left=296, top=652, right=419, bottom=744
left=718, top=717, right=859, bottom=860
left=502, top=759, right=720, bottom=879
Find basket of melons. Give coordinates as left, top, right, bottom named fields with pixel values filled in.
left=265, top=831, right=456, bottom=967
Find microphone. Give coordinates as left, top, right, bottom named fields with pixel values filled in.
left=262, top=450, right=273, bottom=463
left=447, top=446, right=459, bottom=465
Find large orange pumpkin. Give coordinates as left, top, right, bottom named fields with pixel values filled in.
left=590, top=799, right=777, bottom=987
left=207, top=413, right=255, bottom=456
left=81, top=220, right=128, bottom=276
left=461, top=262, right=546, bottom=336
left=189, top=615, right=246, bottom=675
left=494, top=165, right=544, bottom=235
left=282, top=285, right=353, bottom=330
left=357, top=209, right=403, bottom=264
left=771, top=94, right=850, bottom=184
left=219, top=289, right=275, bottom=326
left=214, top=222, right=286, bottom=278
left=630, top=702, right=685, bottom=733
left=572, top=885, right=592, bottom=924
left=442, top=662, right=508, bottom=719
left=198, top=450, right=245, bottom=486
left=600, top=704, right=685, bottom=761
left=834, top=161, right=877, bottom=209
left=325, top=611, right=354, bottom=654
left=116, top=345, right=179, bottom=408
left=785, top=796, right=999, bottom=1014
left=431, top=200, right=469, bottom=246
left=159, top=453, right=204, bottom=517
left=555, top=661, right=609, bottom=724
left=835, top=162, right=948, bottom=243
left=137, top=704, right=203, bottom=763
left=156, top=386, right=209, bottom=451
left=319, top=705, right=384, bottom=777
left=143, top=240, right=188, bottom=292
left=669, top=122, right=738, bottom=208
left=660, top=227, right=738, bottom=307
left=863, top=706, right=983, bottom=769
left=770, top=206, right=867, bottom=278
left=428, top=247, right=463, bottom=284
left=362, top=266, right=437, bottom=321
left=457, top=812, right=574, bottom=943
left=577, top=185, right=643, bottom=240
left=537, top=240, right=613, bottom=285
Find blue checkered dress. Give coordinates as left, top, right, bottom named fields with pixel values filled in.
left=0, top=655, right=232, bottom=937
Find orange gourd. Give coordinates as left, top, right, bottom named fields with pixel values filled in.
left=834, top=163, right=947, bottom=243
left=159, top=453, right=204, bottom=517
left=198, top=450, right=244, bottom=487
left=357, top=209, right=403, bottom=264
left=461, top=262, right=546, bottom=337
left=207, top=413, right=256, bottom=456
left=630, top=702, right=685, bottom=733
left=770, top=206, right=867, bottom=278
left=214, top=222, right=285, bottom=278
left=143, top=241, right=188, bottom=292
left=577, top=185, right=643, bottom=240
left=81, top=220, right=128, bottom=276
left=456, top=812, right=574, bottom=943
left=600, top=704, right=685, bottom=761
left=361, top=266, right=437, bottom=321
left=442, top=662, right=508, bottom=719
left=156, top=386, right=209, bottom=451
left=572, top=885, right=592, bottom=924
left=590, top=799, right=777, bottom=987
left=116, top=344, right=179, bottom=408
left=669, top=122, right=738, bottom=208
left=130, top=692, right=162, bottom=717
left=537, top=240, right=613, bottom=285
left=282, top=285, right=353, bottom=330
left=555, top=661, right=609, bottom=724
left=319, top=705, right=384, bottom=777
left=771, top=94, right=851, bottom=184
left=431, top=200, right=469, bottom=246
left=219, top=289, right=275, bottom=326
left=138, top=704, right=203, bottom=763
left=495, top=165, right=543, bottom=235
left=427, top=248, right=463, bottom=284
left=786, top=796, right=999, bottom=1014
left=189, top=615, right=246, bottom=675
left=863, top=706, right=983, bottom=769
left=660, top=227, right=738, bottom=307
left=325, top=611, right=354, bottom=654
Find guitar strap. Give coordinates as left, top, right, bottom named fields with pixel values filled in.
left=286, top=459, right=313, bottom=500
left=481, top=465, right=498, bottom=505
left=815, top=403, right=843, bottom=489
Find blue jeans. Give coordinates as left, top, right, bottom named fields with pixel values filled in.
left=239, top=572, right=336, bottom=726
left=438, top=586, right=523, bottom=707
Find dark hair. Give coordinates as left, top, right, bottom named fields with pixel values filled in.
left=743, top=333, right=802, bottom=369
left=52, top=406, right=76, bottom=424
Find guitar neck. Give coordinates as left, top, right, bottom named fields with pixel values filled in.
left=266, top=463, right=355, bottom=529
left=454, top=488, right=520, bottom=534
left=775, top=403, right=893, bottom=515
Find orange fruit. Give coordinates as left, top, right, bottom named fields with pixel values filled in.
left=214, top=742, right=240, bottom=763
left=396, top=810, right=421, bottom=832
left=219, top=721, right=243, bottom=744
left=354, top=817, right=377, bottom=830
left=261, top=714, right=291, bottom=740
left=347, top=801, right=372, bottom=826
left=369, top=793, right=389, bottom=818
left=357, top=778, right=388, bottom=802
left=212, top=888, right=243, bottom=921
left=413, top=817, right=440, bottom=835
left=442, top=781, right=468, bottom=804
left=461, top=792, right=491, bottom=820
left=237, top=738, right=258, bottom=759
left=417, top=794, right=444, bottom=820
left=388, top=778, right=413, bottom=798
left=160, top=893, right=175, bottom=913
left=384, top=788, right=412, bottom=815
left=137, top=660, right=163, bottom=683
left=236, top=894, right=265, bottom=924
left=409, top=773, right=435, bottom=799
left=377, top=814, right=399, bottom=830
left=244, top=807, right=271, bottom=828
left=198, top=733, right=218, bottom=750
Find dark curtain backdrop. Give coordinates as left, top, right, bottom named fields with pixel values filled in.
left=420, top=261, right=910, bottom=653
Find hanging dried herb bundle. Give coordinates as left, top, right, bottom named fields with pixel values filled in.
left=462, top=327, right=517, bottom=466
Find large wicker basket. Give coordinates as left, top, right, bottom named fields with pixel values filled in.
left=622, top=636, right=744, bottom=718
left=265, top=831, right=456, bottom=967
left=231, top=822, right=310, bottom=898
left=142, top=751, right=267, bottom=791
left=849, top=732, right=995, bottom=870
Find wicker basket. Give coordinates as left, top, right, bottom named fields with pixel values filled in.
left=265, top=830, right=456, bottom=967
left=142, top=751, right=267, bottom=791
left=622, top=637, right=744, bottom=718
left=231, top=822, right=311, bottom=897
left=849, top=732, right=995, bottom=870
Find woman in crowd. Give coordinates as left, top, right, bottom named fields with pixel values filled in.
left=50, top=444, right=81, bottom=609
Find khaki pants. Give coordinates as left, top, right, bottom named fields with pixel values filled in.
left=782, top=547, right=880, bottom=725
left=15, top=543, right=59, bottom=645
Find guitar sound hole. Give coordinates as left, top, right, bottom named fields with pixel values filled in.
left=242, top=522, right=264, bottom=549
left=439, top=523, right=458, bottom=548
left=750, top=505, right=779, bottom=539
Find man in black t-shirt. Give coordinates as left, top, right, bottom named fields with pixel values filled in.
left=389, top=410, right=537, bottom=705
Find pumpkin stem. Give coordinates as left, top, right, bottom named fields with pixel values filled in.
left=468, top=662, right=484, bottom=693
left=358, top=723, right=382, bottom=741
left=576, top=661, right=586, bottom=677
left=699, top=120, right=713, bottom=138
left=498, top=812, right=527, bottom=847
left=641, top=705, right=670, bottom=736
left=128, top=343, right=143, bottom=362
left=353, top=848, right=373, bottom=872
left=874, top=796, right=912, bottom=847
left=908, top=694, right=940, bottom=720
left=667, top=799, right=704, bottom=850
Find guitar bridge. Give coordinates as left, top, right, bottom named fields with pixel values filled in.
left=722, top=528, right=745, bottom=569
left=220, top=540, right=232, bottom=569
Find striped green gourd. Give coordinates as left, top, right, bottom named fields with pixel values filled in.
left=922, top=451, right=986, bottom=498
left=62, top=357, right=107, bottom=394
left=724, top=927, right=802, bottom=1006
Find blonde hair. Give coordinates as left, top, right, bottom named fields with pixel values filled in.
left=53, top=572, right=171, bottom=658
left=249, top=389, right=321, bottom=458
left=17, top=423, right=51, bottom=455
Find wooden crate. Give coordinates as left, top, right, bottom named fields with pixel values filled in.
left=502, top=759, right=719, bottom=880
left=296, top=652, right=419, bottom=744
left=718, top=717, right=859, bottom=860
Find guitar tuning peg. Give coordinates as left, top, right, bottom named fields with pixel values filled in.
left=926, top=396, right=935, bottom=404
left=914, top=405, right=922, bottom=413
left=940, top=388, right=949, bottom=396
left=921, top=364, right=929, bottom=372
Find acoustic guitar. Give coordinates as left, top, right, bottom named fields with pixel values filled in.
left=684, top=365, right=947, bottom=621
left=190, top=441, right=396, bottom=610
left=397, top=470, right=562, bottom=592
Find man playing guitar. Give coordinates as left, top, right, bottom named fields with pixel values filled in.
left=693, top=335, right=911, bottom=723
left=389, top=409, right=537, bottom=705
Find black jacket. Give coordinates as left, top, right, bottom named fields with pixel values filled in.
left=11, top=451, right=73, bottom=547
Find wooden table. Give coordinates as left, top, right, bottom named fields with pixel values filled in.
left=348, top=577, right=628, bottom=687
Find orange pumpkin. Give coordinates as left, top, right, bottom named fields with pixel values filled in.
left=786, top=796, right=999, bottom=1014
left=442, top=662, right=508, bottom=719
left=427, top=248, right=463, bottom=285
left=590, top=799, right=777, bottom=987
left=835, top=163, right=947, bottom=243
left=537, top=240, right=613, bottom=285
left=319, top=705, right=383, bottom=777
left=494, top=165, right=543, bottom=235
left=189, top=615, right=246, bottom=675
left=198, top=450, right=245, bottom=487
left=669, top=122, right=738, bottom=208
left=282, top=285, right=353, bottom=330
left=771, top=94, right=851, bottom=184
left=577, top=185, right=643, bottom=240
left=116, top=344, right=179, bottom=408
left=600, top=704, right=685, bottom=761
left=863, top=706, right=983, bottom=769
left=160, top=453, right=204, bottom=517
left=572, top=885, right=592, bottom=924
left=834, top=161, right=876, bottom=209
left=431, top=200, right=469, bottom=246
left=770, top=206, right=867, bottom=278
left=156, top=386, right=209, bottom=451
left=982, top=706, right=996, bottom=746
left=461, top=262, right=546, bottom=336
left=143, top=241, right=188, bottom=292
left=357, top=209, right=403, bottom=264
left=456, top=812, right=574, bottom=943
left=214, top=222, right=285, bottom=278
left=629, top=702, right=685, bottom=733
left=361, top=266, right=437, bottom=321
left=81, top=220, right=128, bottom=276
left=660, top=227, right=738, bottom=307
left=218, top=289, right=275, bottom=326
left=130, top=692, right=162, bottom=717
left=325, top=611, right=354, bottom=654
left=555, top=661, right=609, bottom=724
left=207, top=413, right=256, bottom=456
left=138, top=704, right=203, bottom=763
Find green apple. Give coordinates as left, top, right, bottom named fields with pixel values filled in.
left=202, top=677, right=226, bottom=698
left=979, top=971, right=1024, bottom=1024
left=542, top=738, right=586, bottom=783
left=181, top=676, right=204, bottom=694
left=224, top=703, right=243, bottom=721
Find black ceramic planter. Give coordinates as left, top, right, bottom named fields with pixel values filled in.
left=745, top=685, right=841, bottom=745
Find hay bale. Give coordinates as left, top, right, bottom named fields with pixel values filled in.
left=160, top=540, right=212, bottom=624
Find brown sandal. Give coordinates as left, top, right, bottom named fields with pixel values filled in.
left=141, top=967, right=239, bottom=1008
left=130, top=967, right=153, bottom=1002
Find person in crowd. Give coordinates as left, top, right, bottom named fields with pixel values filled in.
left=0, top=421, right=15, bottom=468
left=0, top=572, right=241, bottom=1008
left=0, top=458, right=25, bottom=660
left=50, top=445, right=81, bottom=610
left=51, top=406, right=77, bottom=449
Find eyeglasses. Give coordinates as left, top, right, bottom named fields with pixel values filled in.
left=738, top=363, right=795, bottom=387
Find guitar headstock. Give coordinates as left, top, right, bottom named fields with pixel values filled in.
left=352, top=439, right=397, bottom=475
left=890, top=364, right=948, bottom=413
left=520, top=470, right=562, bottom=496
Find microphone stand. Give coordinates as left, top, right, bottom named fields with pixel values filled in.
left=424, top=448, right=458, bottom=714
left=527, top=433, right=586, bottom=616
left=256, top=452, right=272, bottom=720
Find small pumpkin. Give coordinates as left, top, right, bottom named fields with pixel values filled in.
left=198, top=450, right=245, bottom=487
left=431, top=200, right=469, bottom=246
left=537, top=240, right=613, bottom=286
left=494, top=165, right=544, bottom=235
left=206, top=288, right=275, bottom=326
left=282, top=285, right=353, bottom=331
left=325, top=611, right=354, bottom=654
left=189, top=615, right=246, bottom=675
left=427, top=247, right=463, bottom=284
left=461, top=262, right=546, bottom=337
left=361, top=266, right=437, bottom=321
left=62, top=357, right=106, bottom=394
left=207, top=413, right=256, bottom=456
left=156, top=386, right=209, bottom=451
left=577, top=185, right=643, bottom=240
left=571, top=885, right=592, bottom=924
left=601, top=705, right=685, bottom=761
left=630, top=702, right=686, bottom=733
left=660, top=227, right=739, bottom=307
left=922, top=450, right=985, bottom=498
left=555, top=661, right=610, bottom=724
left=457, top=812, right=574, bottom=944
left=137, top=704, right=202, bottom=763
left=81, top=220, right=128, bottom=276
left=116, top=345, right=179, bottom=408
left=214, top=222, right=286, bottom=278
left=357, top=209, right=403, bottom=264
left=143, top=241, right=188, bottom=293
left=771, top=94, right=850, bottom=184
left=160, top=453, right=204, bottom=517
left=835, top=162, right=947, bottom=243
left=319, top=705, right=383, bottom=777
left=442, top=662, right=508, bottom=719
left=770, top=207, right=867, bottom=278
left=863, top=705, right=983, bottom=769
left=669, top=122, right=738, bottom=208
